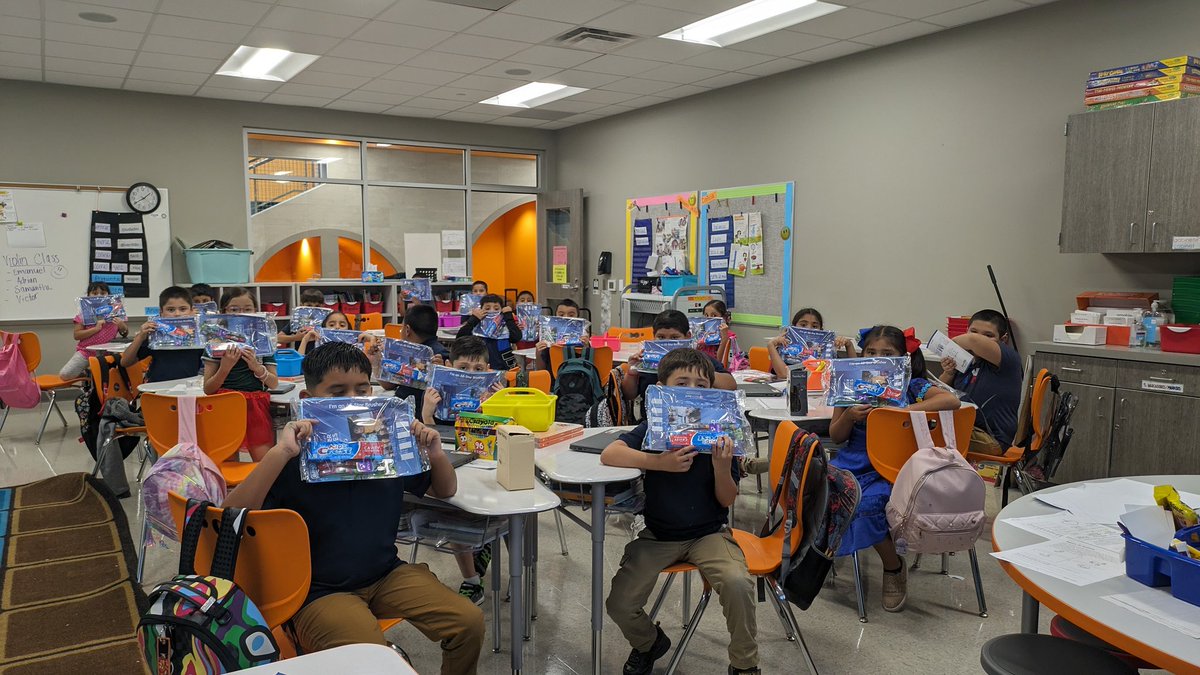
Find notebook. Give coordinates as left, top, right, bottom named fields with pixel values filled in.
left=569, top=429, right=627, bottom=454
left=447, top=451, right=476, bottom=469
left=738, top=382, right=783, bottom=398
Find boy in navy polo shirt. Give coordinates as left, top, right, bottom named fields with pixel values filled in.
left=602, top=348, right=759, bottom=675
left=936, top=309, right=1023, bottom=454
left=621, top=309, right=737, bottom=421
left=222, top=342, right=483, bottom=673
left=121, top=286, right=204, bottom=382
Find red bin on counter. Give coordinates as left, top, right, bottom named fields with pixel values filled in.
left=1160, top=324, right=1200, bottom=354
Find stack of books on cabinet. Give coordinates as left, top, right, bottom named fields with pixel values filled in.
left=1085, top=55, right=1200, bottom=110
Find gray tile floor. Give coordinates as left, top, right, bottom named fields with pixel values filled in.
left=1, top=400, right=1100, bottom=675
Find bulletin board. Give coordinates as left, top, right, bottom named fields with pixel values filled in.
left=698, top=182, right=794, bottom=327
left=624, top=191, right=699, bottom=287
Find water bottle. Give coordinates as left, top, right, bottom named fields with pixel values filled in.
left=1143, top=301, right=1164, bottom=347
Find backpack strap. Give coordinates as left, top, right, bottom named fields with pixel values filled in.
left=178, top=499, right=215, bottom=576
left=210, top=507, right=250, bottom=580
left=937, top=410, right=957, bottom=451
left=908, top=411, right=936, bottom=449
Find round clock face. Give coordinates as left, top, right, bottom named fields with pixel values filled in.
left=127, top=183, right=160, bottom=213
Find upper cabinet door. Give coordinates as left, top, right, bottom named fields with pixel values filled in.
left=1147, top=97, right=1200, bottom=251
left=1060, top=105, right=1154, bottom=253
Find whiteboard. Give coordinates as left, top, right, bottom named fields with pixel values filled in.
left=0, top=186, right=172, bottom=321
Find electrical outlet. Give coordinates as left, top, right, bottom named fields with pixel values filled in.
left=607, top=279, right=618, bottom=291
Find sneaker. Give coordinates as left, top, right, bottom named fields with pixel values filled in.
left=389, top=644, right=412, bottom=664
left=623, top=625, right=671, bottom=675
left=458, top=581, right=485, bottom=606
left=882, top=560, right=907, bottom=612
left=474, top=543, right=492, bottom=577
left=729, top=667, right=761, bottom=675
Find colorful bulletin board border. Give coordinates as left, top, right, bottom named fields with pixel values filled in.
left=625, top=192, right=700, bottom=285
left=698, top=182, right=795, bottom=327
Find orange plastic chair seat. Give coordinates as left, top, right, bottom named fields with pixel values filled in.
left=966, top=445, right=1024, bottom=467
left=748, top=347, right=770, bottom=373
left=219, top=461, right=257, bottom=486
left=731, top=529, right=784, bottom=576
left=36, top=374, right=85, bottom=390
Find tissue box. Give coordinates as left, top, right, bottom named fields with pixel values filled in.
left=496, top=424, right=534, bottom=491
left=1071, top=310, right=1104, bottom=324
left=1054, top=324, right=1107, bottom=345
left=362, top=270, right=384, bottom=283
left=1103, top=314, right=1138, bottom=326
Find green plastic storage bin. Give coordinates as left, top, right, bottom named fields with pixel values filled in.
left=184, top=249, right=252, bottom=284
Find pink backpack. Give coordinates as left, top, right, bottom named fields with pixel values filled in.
left=142, top=397, right=227, bottom=547
left=0, top=333, right=40, bottom=409
left=885, top=411, right=986, bottom=555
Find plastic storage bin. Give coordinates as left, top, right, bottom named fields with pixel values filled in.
left=274, top=349, right=304, bottom=377
left=481, top=388, right=557, bottom=432
left=591, top=336, right=621, bottom=350
left=1124, top=525, right=1200, bottom=606
left=439, top=313, right=462, bottom=328
left=263, top=302, right=287, bottom=316
left=660, top=274, right=698, bottom=297
left=1161, top=325, right=1200, bottom=354
left=184, top=249, right=251, bottom=284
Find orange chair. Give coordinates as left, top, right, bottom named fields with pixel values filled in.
left=355, top=313, right=384, bottom=331
left=13, top=332, right=88, bottom=444
left=167, top=492, right=402, bottom=658
left=966, top=367, right=1052, bottom=508
left=648, top=421, right=819, bottom=674
left=142, top=392, right=256, bottom=486
left=383, top=323, right=404, bottom=340
left=748, top=346, right=770, bottom=373
left=549, top=345, right=614, bottom=386
left=505, top=368, right=551, bottom=394
left=607, top=326, right=652, bottom=342
left=88, top=354, right=153, bottom=480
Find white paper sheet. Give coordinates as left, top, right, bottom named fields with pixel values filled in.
left=708, top=246, right=723, bottom=257
left=130, top=264, right=143, bottom=273
left=93, top=262, right=110, bottom=272
left=991, top=538, right=1126, bottom=586
left=1003, top=512, right=1125, bottom=553
left=635, top=237, right=650, bottom=246
left=710, top=271, right=727, bottom=282
left=93, top=222, right=111, bottom=234
left=5, top=221, right=44, bottom=248
left=1120, top=506, right=1178, bottom=549
left=111, top=263, right=128, bottom=273
left=117, top=238, right=142, bottom=250
left=95, top=237, right=112, bottom=248
left=926, top=330, right=975, bottom=373
left=710, top=258, right=726, bottom=269
left=441, top=229, right=465, bottom=250
left=711, top=220, right=730, bottom=232
left=94, top=249, right=112, bottom=260
left=0, top=190, right=16, bottom=222
left=1035, top=479, right=1200, bottom=526
left=124, top=274, right=142, bottom=284
left=711, top=233, right=727, bottom=244
left=442, top=257, right=467, bottom=278
left=118, top=222, right=143, bottom=234
left=128, top=252, right=143, bottom=261
left=1104, top=588, right=1200, bottom=638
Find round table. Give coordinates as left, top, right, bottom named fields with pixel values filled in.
left=993, top=475, right=1200, bottom=675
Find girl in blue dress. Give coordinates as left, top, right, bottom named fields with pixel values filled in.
left=828, top=325, right=960, bottom=613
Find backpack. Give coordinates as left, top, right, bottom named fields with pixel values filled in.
left=0, top=332, right=40, bottom=409
left=79, top=355, right=140, bottom=460
left=886, top=410, right=987, bottom=556
left=552, top=346, right=605, bottom=426
left=142, top=396, right=228, bottom=547
left=138, top=500, right=279, bottom=673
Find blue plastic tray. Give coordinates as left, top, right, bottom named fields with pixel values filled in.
left=1123, top=524, right=1200, bottom=607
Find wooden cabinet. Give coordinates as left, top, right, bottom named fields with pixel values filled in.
left=1060, top=98, right=1200, bottom=253
left=1052, top=382, right=1113, bottom=483
left=1109, top=390, right=1200, bottom=477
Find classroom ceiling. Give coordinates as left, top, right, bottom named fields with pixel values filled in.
left=0, top=0, right=1055, bottom=129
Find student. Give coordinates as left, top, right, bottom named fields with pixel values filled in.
left=697, top=299, right=748, bottom=371
left=280, top=288, right=328, bottom=346
left=297, top=311, right=351, bottom=355
left=455, top=293, right=521, bottom=371
left=189, top=283, right=216, bottom=306
left=601, top=348, right=758, bottom=675
left=221, top=343, right=483, bottom=671
left=829, top=325, right=959, bottom=612
left=61, top=282, right=129, bottom=379
left=121, top=286, right=204, bottom=382
left=202, top=287, right=278, bottom=460
left=534, top=298, right=585, bottom=371
left=937, top=309, right=1023, bottom=454
left=514, top=289, right=535, bottom=307
left=766, top=307, right=856, bottom=379
left=470, top=280, right=488, bottom=295
left=623, top=310, right=736, bottom=419
left=370, top=304, right=449, bottom=416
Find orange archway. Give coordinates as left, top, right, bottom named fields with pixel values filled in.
left=471, top=201, right=537, bottom=299
left=255, top=236, right=397, bottom=282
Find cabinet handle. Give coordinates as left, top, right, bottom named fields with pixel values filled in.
left=1061, top=366, right=1083, bottom=373
left=1097, top=394, right=1105, bottom=418
left=1151, top=221, right=1158, bottom=247
left=1129, top=222, right=1137, bottom=245
left=1115, top=397, right=1128, bottom=430
left=1150, top=376, right=1175, bottom=382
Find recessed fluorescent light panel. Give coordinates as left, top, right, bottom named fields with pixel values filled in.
left=660, top=0, right=844, bottom=47
left=481, top=82, right=587, bottom=108
left=217, top=45, right=319, bottom=82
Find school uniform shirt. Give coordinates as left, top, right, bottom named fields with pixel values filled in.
left=264, top=457, right=432, bottom=605
left=201, top=354, right=276, bottom=391
left=136, top=341, right=203, bottom=383
left=954, top=342, right=1023, bottom=447
left=618, top=422, right=739, bottom=541
left=456, top=313, right=522, bottom=371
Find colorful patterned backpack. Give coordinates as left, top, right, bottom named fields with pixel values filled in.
left=138, top=500, right=279, bottom=673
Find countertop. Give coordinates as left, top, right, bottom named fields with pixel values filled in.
left=1031, top=340, right=1200, bottom=367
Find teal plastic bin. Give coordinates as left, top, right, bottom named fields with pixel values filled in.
left=184, top=249, right=252, bottom=284
left=660, top=274, right=698, bottom=297
left=274, top=349, right=304, bottom=377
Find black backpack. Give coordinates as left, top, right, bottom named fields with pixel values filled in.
left=76, top=355, right=140, bottom=460
left=552, top=346, right=606, bottom=426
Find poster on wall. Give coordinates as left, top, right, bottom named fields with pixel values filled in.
left=89, top=210, right=149, bottom=298
left=747, top=212, right=764, bottom=276
left=653, top=215, right=690, bottom=274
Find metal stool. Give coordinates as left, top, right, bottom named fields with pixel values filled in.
left=980, top=634, right=1139, bottom=675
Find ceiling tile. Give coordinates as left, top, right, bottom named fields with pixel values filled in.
left=196, top=85, right=269, bottom=101
left=590, top=103, right=637, bottom=116
left=376, top=0, right=492, bottom=31
left=568, top=88, right=637, bottom=104
left=738, top=57, right=808, bottom=76
left=490, top=116, right=547, bottom=127
left=326, top=40, right=423, bottom=64
left=150, top=15, right=251, bottom=43
left=325, top=98, right=394, bottom=113
left=351, top=21, right=453, bottom=50
left=794, top=7, right=908, bottom=39
left=0, top=65, right=42, bottom=80
left=542, top=69, right=622, bottom=88
left=133, top=51, right=220, bottom=72
left=0, top=0, right=40, bottom=20
left=854, top=20, right=942, bottom=46
left=260, top=6, right=368, bottom=38
left=243, top=28, right=341, bottom=54
left=611, top=38, right=711, bottom=62
left=404, top=50, right=495, bottom=73
left=45, top=1, right=154, bottom=32
left=156, top=0, right=271, bottom=25
left=67, top=0, right=159, bottom=10
left=45, top=56, right=130, bottom=77
left=439, top=111, right=504, bottom=123
left=693, top=70, right=756, bottom=88
left=385, top=105, right=446, bottom=117
left=679, top=48, right=773, bottom=71
left=0, top=35, right=42, bottom=55
left=575, top=54, right=662, bottom=76
left=732, top=29, right=836, bottom=57
left=537, top=98, right=603, bottom=113
left=378, top=65, right=463, bottom=85
left=0, top=51, right=41, bottom=69
left=655, top=83, right=708, bottom=98
left=279, top=0, right=393, bottom=18
left=359, top=78, right=437, bottom=96
left=587, top=4, right=704, bottom=36
left=464, top=13, right=574, bottom=44
left=342, top=89, right=415, bottom=105
left=123, top=79, right=200, bottom=95
left=559, top=111, right=605, bottom=123
left=473, top=60, right=561, bottom=80
left=925, top=0, right=1029, bottom=27
left=621, top=94, right=672, bottom=108
left=0, top=16, right=41, bottom=38
left=264, top=92, right=334, bottom=106
left=638, top=62, right=723, bottom=84
left=433, top=34, right=528, bottom=60
left=449, top=73, right=527, bottom=94
left=307, top=56, right=395, bottom=77
left=290, top=69, right=372, bottom=88
left=205, top=74, right=282, bottom=91
left=795, top=39, right=871, bottom=63
left=455, top=102, right=523, bottom=116
left=637, top=0, right=746, bottom=13
left=125, top=65, right=211, bottom=84
left=45, top=22, right=145, bottom=49
left=274, top=82, right=353, bottom=98
left=422, top=85, right=495, bottom=102
left=599, top=77, right=673, bottom=95
left=856, top=0, right=979, bottom=19
left=46, top=71, right=126, bottom=88
left=509, top=45, right=598, bottom=69
left=141, top=35, right=236, bottom=60
left=399, top=96, right=470, bottom=111
left=501, top=0, right=624, bottom=24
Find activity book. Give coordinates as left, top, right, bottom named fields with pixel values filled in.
left=290, top=306, right=333, bottom=333
left=638, top=339, right=695, bottom=372
left=398, top=278, right=433, bottom=303
left=778, top=327, right=836, bottom=365
left=378, top=338, right=434, bottom=389
left=539, top=316, right=589, bottom=346
left=148, top=316, right=202, bottom=350
left=426, top=365, right=505, bottom=420
left=199, top=314, right=277, bottom=357
left=317, top=328, right=361, bottom=346
left=294, top=396, right=428, bottom=483
left=515, top=302, right=541, bottom=342
left=689, top=317, right=723, bottom=346
left=824, top=356, right=912, bottom=408
left=473, top=312, right=510, bottom=340
left=643, top=385, right=752, bottom=456
left=78, top=295, right=127, bottom=326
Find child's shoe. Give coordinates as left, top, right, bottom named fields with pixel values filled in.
left=623, top=624, right=670, bottom=675
left=882, top=559, right=907, bottom=612
left=458, top=580, right=485, bottom=606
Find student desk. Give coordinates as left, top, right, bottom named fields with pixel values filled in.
left=233, top=643, right=417, bottom=674
left=88, top=340, right=134, bottom=353
left=136, top=377, right=386, bottom=405
left=992, top=475, right=1200, bottom=675
left=534, top=428, right=642, bottom=675
left=745, top=392, right=835, bottom=449
left=512, top=343, right=643, bottom=366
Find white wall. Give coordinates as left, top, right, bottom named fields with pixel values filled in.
left=556, top=0, right=1200, bottom=350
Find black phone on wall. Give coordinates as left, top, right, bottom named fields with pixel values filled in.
left=597, top=251, right=612, bottom=275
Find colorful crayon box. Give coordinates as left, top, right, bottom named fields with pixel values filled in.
left=1087, top=66, right=1200, bottom=89
left=1089, top=56, right=1200, bottom=80
left=1087, top=91, right=1200, bottom=111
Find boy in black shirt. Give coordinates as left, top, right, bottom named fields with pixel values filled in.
left=222, top=343, right=483, bottom=673
left=456, top=293, right=521, bottom=370
left=121, top=286, right=204, bottom=382
left=602, top=348, right=759, bottom=675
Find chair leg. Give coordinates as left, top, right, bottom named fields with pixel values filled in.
left=663, top=585, right=713, bottom=675
left=681, top=570, right=691, bottom=629
left=492, top=537, right=503, bottom=653
left=911, top=553, right=922, bottom=571
left=554, top=509, right=569, bottom=556
left=0, top=404, right=10, bottom=435
left=52, top=396, right=68, bottom=427
left=135, top=441, right=154, bottom=483
left=968, top=548, right=988, bottom=618
left=1000, top=466, right=1011, bottom=507
left=35, top=391, right=55, bottom=445
left=648, top=572, right=677, bottom=622
left=409, top=541, right=418, bottom=563
left=940, top=553, right=950, bottom=575
left=766, top=578, right=797, bottom=641
left=852, top=551, right=868, bottom=623
left=136, top=512, right=150, bottom=584
left=766, top=577, right=819, bottom=675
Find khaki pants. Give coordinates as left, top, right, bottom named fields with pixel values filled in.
left=968, top=427, right=1005, bottom=456
left=292, top=562, right=484, bottom=675
left=607, top=529, right=759, bottom=669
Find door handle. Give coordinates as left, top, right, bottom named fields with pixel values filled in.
left=1129, top=222, right=1137, bottom=245
left=1061, top=366, right=1083, bottom=373
left=1151, top=221, right=1158, bottom=247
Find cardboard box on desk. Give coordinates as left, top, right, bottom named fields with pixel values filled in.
left=496, top=425, right=535, bottom=491
left=1054, top=324, right=1107, bottom=345
left=1064, top=322, right=1135, bottom=346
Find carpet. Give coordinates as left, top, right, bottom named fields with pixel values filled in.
left=0, top=473, right=148, bottom=675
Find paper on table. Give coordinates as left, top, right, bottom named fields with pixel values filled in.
left=991, top=538, right=1125, bottom=586
left=5, top=221, right=45, bottom=248
left=1035, top=479, right=1200, bottom=526
left=1104, top=588, right=1200, bottom=639
left=926, top=330, right=974, bottom=373
left=1003, top=512, right=1125, bottom=553
left=1120, top=505, right=1178, bottom=548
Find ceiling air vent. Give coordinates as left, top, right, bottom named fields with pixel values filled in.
left=554, top=27, right=638, bottom=53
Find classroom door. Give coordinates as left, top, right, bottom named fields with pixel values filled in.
left=537, top=189, right=585, bottom=308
